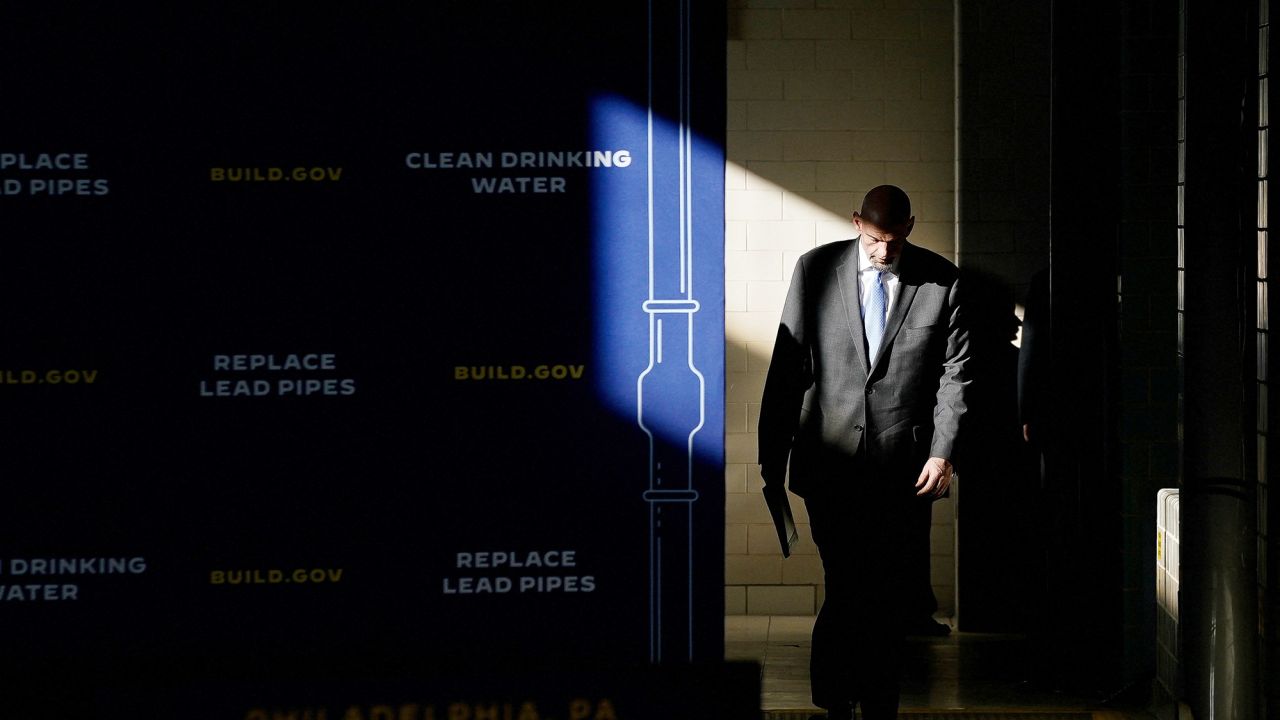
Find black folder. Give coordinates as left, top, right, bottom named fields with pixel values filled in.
left=762, top=485, right=799, bottom=558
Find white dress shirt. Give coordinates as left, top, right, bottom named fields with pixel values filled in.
left=856, top=238, right=900, bottom=324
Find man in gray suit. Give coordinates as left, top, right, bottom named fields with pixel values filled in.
left=758, top=185, right=971, bottom=719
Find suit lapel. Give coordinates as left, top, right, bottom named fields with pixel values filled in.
left=835, top=244, right=871, bottom=375
left=870, top=243, right=920, bottom=376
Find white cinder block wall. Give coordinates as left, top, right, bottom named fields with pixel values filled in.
left=725, top=0, right=957, bottom=616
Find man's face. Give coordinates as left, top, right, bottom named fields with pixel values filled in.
left=854, top=215, right=912, bottom=270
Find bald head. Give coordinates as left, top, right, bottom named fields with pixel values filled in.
left=856, top=185, right=912, bottom=229
left=853, top=185, right=914, bottom=269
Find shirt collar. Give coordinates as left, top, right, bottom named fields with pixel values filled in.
left=856, top=236, right=901, bottom=276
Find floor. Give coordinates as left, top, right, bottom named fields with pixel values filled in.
left=725, top=615, right=1158, bottom=718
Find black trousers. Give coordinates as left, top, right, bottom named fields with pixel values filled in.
left=806, top=488, right=919, bottom=719
left=907, top=495, right=939, bottom=621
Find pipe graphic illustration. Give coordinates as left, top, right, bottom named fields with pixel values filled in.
left=637, top=0, right=704, bottom=663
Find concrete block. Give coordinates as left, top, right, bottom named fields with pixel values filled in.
left=818, top=0, right=888, bottom=8
left=730, top=70, right=787, bottom=99
left=883, top=0, right=953, bottom=9
left=850, top=8, right=922, bottom=40
left=783, top=190, right=856, bottom=221
left=748, top=99, right=884, bottom=131
left=726, top=220, right=748, bottom=251
left=726, top=432, right=758, bottom=463
left=817, top=220, right=856, bottom=245
left=885, top=38, right=951, bottom=68
left=784, top=250, right=809, bottom=277
left=747, top=462, right=768, bottom=493
left=747, top=585, right=816, bottom=614
left=725, top=369, right=768, bottom=403
left=783, top=554, right=827, bottom=584
left=750, top=0, right=819, bottom=9
left=816, top=39, right=886, bottom=69
left=921, top=66, right=951, bottom=100
left=745, top=39, right=818, bottom=70
left=850, top=130, right=920, bottom=161
left=919, top=6, right=952, bottom=39
left=748, top=281, right=791, bottom=312
left=885, top=161, right=954, bottom=192
left=728, top=100, right=749, bottom=131
left=726, top=160, right=749, bottom=190
left=748, top=522, right=784, bottom=554
left=727, top=310, right=781, bottom=344
left=726, top=462, right=750, bottom=494
left=727, top=523, right=750, bottom=555
left=725, top=613, right=770, bottom=640
left=727, top=554, right=784, bottom=584
left=814, top=159, right=886, bottom=190
left=728, top=130, right=787, bottom=162
left=919, top=130, right=954, bottom=161
left=747, top=517, right=814, bottom=550
left=727, top=40, right=748, bottom=71
left=726, top=281, right=748, bottom=312
left=726, top=401, right=750, bottom=434
left=747, top=402, right=763, bottom=434
left=792, top=524, right=819, bottom=554
left=727, top=490, right=776, bottom=525
left=907, top=221, right=954, bottom=256
left=747, top=220, right=818, bottom=251
left=913, top=190, right=955, bottom=221
left=881, top=65, right=923, bottom=99
left=746, top=161, right=818, bottom=191
left=884, top=99, right=953, bottom=132
left=727, top=249, right=785, bottom=281
left=732, top=9, right=785, bottom=40
left=725, top=586, right=748, bottom=615
left=850, top=67, right=887, bottom=99
left=768, top=614, right=816, bottom=642
left=784, top=70, right=855, bottom=100
left=783, top=131, right=856, bottom=161
left=726, top=340, right=749, bottom=373
left=727, top=189, right=785, bottom=221
left=782, top=9, right=852, bottom=39
left=746, top=341, right=777, bottom=372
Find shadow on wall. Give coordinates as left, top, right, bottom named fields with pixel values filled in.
left=953, top=267, right=1040, bottom=633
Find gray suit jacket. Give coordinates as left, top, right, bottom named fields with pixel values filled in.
left=758, top=240, right=971, bottom=499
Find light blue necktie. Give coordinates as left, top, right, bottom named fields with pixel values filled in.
left=865, top=270, right=886, bottom=362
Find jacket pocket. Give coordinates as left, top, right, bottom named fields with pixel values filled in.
left=903, top=320, right=942, bottom=337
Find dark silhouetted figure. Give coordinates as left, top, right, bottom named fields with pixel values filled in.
left=759, top=185, right=972, bottom=720
left=1017, top=267, right=1060, bottom=673
left=953, top=268, right=1030, bottom=632
left=1018, top=267, right=1049, bottom=453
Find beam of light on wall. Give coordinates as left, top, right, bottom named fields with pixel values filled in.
left=590, top=94, right=724, bottom=465
left=722, top=164, right=1009, bottom=358
left=724, top=161, right=959, bottom=259
left=590, top=90, right=725, bottom=663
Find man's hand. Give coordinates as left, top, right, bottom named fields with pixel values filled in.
left=915, top=457, right=953, bottom=498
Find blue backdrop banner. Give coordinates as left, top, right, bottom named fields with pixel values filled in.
left=0, top=1, right=727, bottom=703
